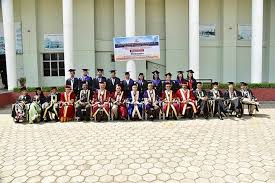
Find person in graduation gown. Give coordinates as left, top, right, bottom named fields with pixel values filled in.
left=92, top=81, right=110, bottom=122
left=240, top=82, right=259, bottom=115
left=93, top=68, right=107, bottom=91
left=162, top=72, right=176, bottom=92
left=59, top=85, right=76, bottom=122
left=65, top=69, right=79, bottom=96
left=176, top=81, right=197, bottom=119
left=29, top=95, right=42, bottom=124
left=143, top=82, right=161, bottom=121
left=186, top=70, right=197, bottom=91
left=110, top=83, right=128, bottom=120
left=128, top=83, right=143, bottom=120
left=106, top=70, right=121, bottom=94
left=224, top=82, right=243, bottom=118
left=79, top=69, right=93, bottom=91
left=75, top=83, right=92, bottom=121
left=137, top=73, right=148, bottom=97
left=43, top=87, right=60, bottom=122
left=161, top=82, right=179, bottom=120
left=208, top=82, right=228, bottom=120
left=175, top=71, right=188, bottom=91
left=152, top=70, right=162, bottom=97
left=29, top=87, right=46, bottom=123
left=122, top=72, right=134, bottom=98
left=12, top=87, right=32, bottom=123
left=193, top=82, right=209, bottom=119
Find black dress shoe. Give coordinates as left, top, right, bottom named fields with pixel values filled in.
left=219, top=116, right=223, bottom=120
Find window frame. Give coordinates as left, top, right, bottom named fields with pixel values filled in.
left=42, top=52, right=65, bottom=77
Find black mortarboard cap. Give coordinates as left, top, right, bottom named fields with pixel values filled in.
left=152, top=70, right=160, bottom=74
left=186, top=70, right=194, bottom=73
left=240, top=82, right=248, bottom=86
left=165, top=73, right=172, bottom=77
left=68, top=69, right=76, bottom=72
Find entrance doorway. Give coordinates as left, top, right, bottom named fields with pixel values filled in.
left=0, top=55, right=8, bottom=89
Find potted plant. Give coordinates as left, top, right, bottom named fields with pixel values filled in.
left=18, top=77, right=26, bottom=87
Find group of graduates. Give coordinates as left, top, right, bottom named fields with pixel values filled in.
left=12, top=68, right=259, bottom=123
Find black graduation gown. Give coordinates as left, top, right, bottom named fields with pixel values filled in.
left=223, top=89, right=242, bottom=111
left=137, top=79, right=148, bottom=97
left=193, top=89, right=209, bottom=115
left=187, top=77, right=197, bottom=91
left=93, top=77, right=107, bottom=91
left=79, top=76, right=93, bottom=91
left=162, top=80, right=176, bottom=92
left=208, top=89, right=227, bottom=117
left=122, top=79, right=134, bottom=98
left=106, top=77, right=121, bottom=93
left=66, top=77, right=79, bottom=95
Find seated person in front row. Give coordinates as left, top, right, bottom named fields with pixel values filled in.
left=28, top=87, right=46, bottom=123
left=92, top=81, right=110, bottom=122
left=43, top=87, right=60, bottom=122
left=29, top=95, right=42, bottom=124
left=176, top=81, right=197, bottom=119
left=75, top=83, right=92, bottom=121
left=144, top=82, right=161, bottom=121
left=193, top=82, right=209, bottom=119
left=208, top=82, right=228, bottom=120
left=128, top=83, right=143, bottom=120
left=59, top=85, right=76, bottom=122
left=12, top=87, right=32, bottom=123
left=224, top=82, right=243, bottom=118
left=240, top=82, right=259, bottom=116
left=162, top=82, right=179, bottom=120
left=111, top=84, right=128, bottom=120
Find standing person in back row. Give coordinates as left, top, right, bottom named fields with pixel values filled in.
left=66, top=69, right=79, bottom=96
left=106, top=70, right=120, bottom=94
left=93, top=68, right=107, bottom=91
left=162, top=73, right=176, bottom=92
left=152, top=70, right=162, bottom=97
left=79, top=69, right=93, bottom=91
left=186, top=70, right=197, bottom=91
left=122, top=72, right=134, bottom=98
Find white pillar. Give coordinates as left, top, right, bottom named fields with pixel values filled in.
left=1, top=0, right=17, bottom=90
left=125, top=0, right=137, bottom=80
left=189, top=0, right=200, bottom=79
left=251, top=0, right=263, bottom=83
left=62, top=0, right=74, bottom=79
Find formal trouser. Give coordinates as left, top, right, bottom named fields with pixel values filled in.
left=76, top=104, right=91, bottom=120
left=213, top=99, right=227, bottom=117
left=227, top=98, right=242, bottom=114
left=197, top=100, right=209, bottom=116
left=145, top=104, right=160, bottom=119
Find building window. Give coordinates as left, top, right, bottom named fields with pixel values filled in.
left=42, top=53, right=65, bottom=77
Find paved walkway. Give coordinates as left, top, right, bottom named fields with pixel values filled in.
left=0, top=104, right=274, bottom=183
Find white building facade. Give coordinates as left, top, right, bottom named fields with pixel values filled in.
left=0, top=0, right=275, bottom=89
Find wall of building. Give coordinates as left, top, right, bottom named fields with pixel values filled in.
left=0, top=0, right=275, bottom=87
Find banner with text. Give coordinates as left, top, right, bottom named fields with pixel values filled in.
left=113, top=35, right=160, bottom=61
